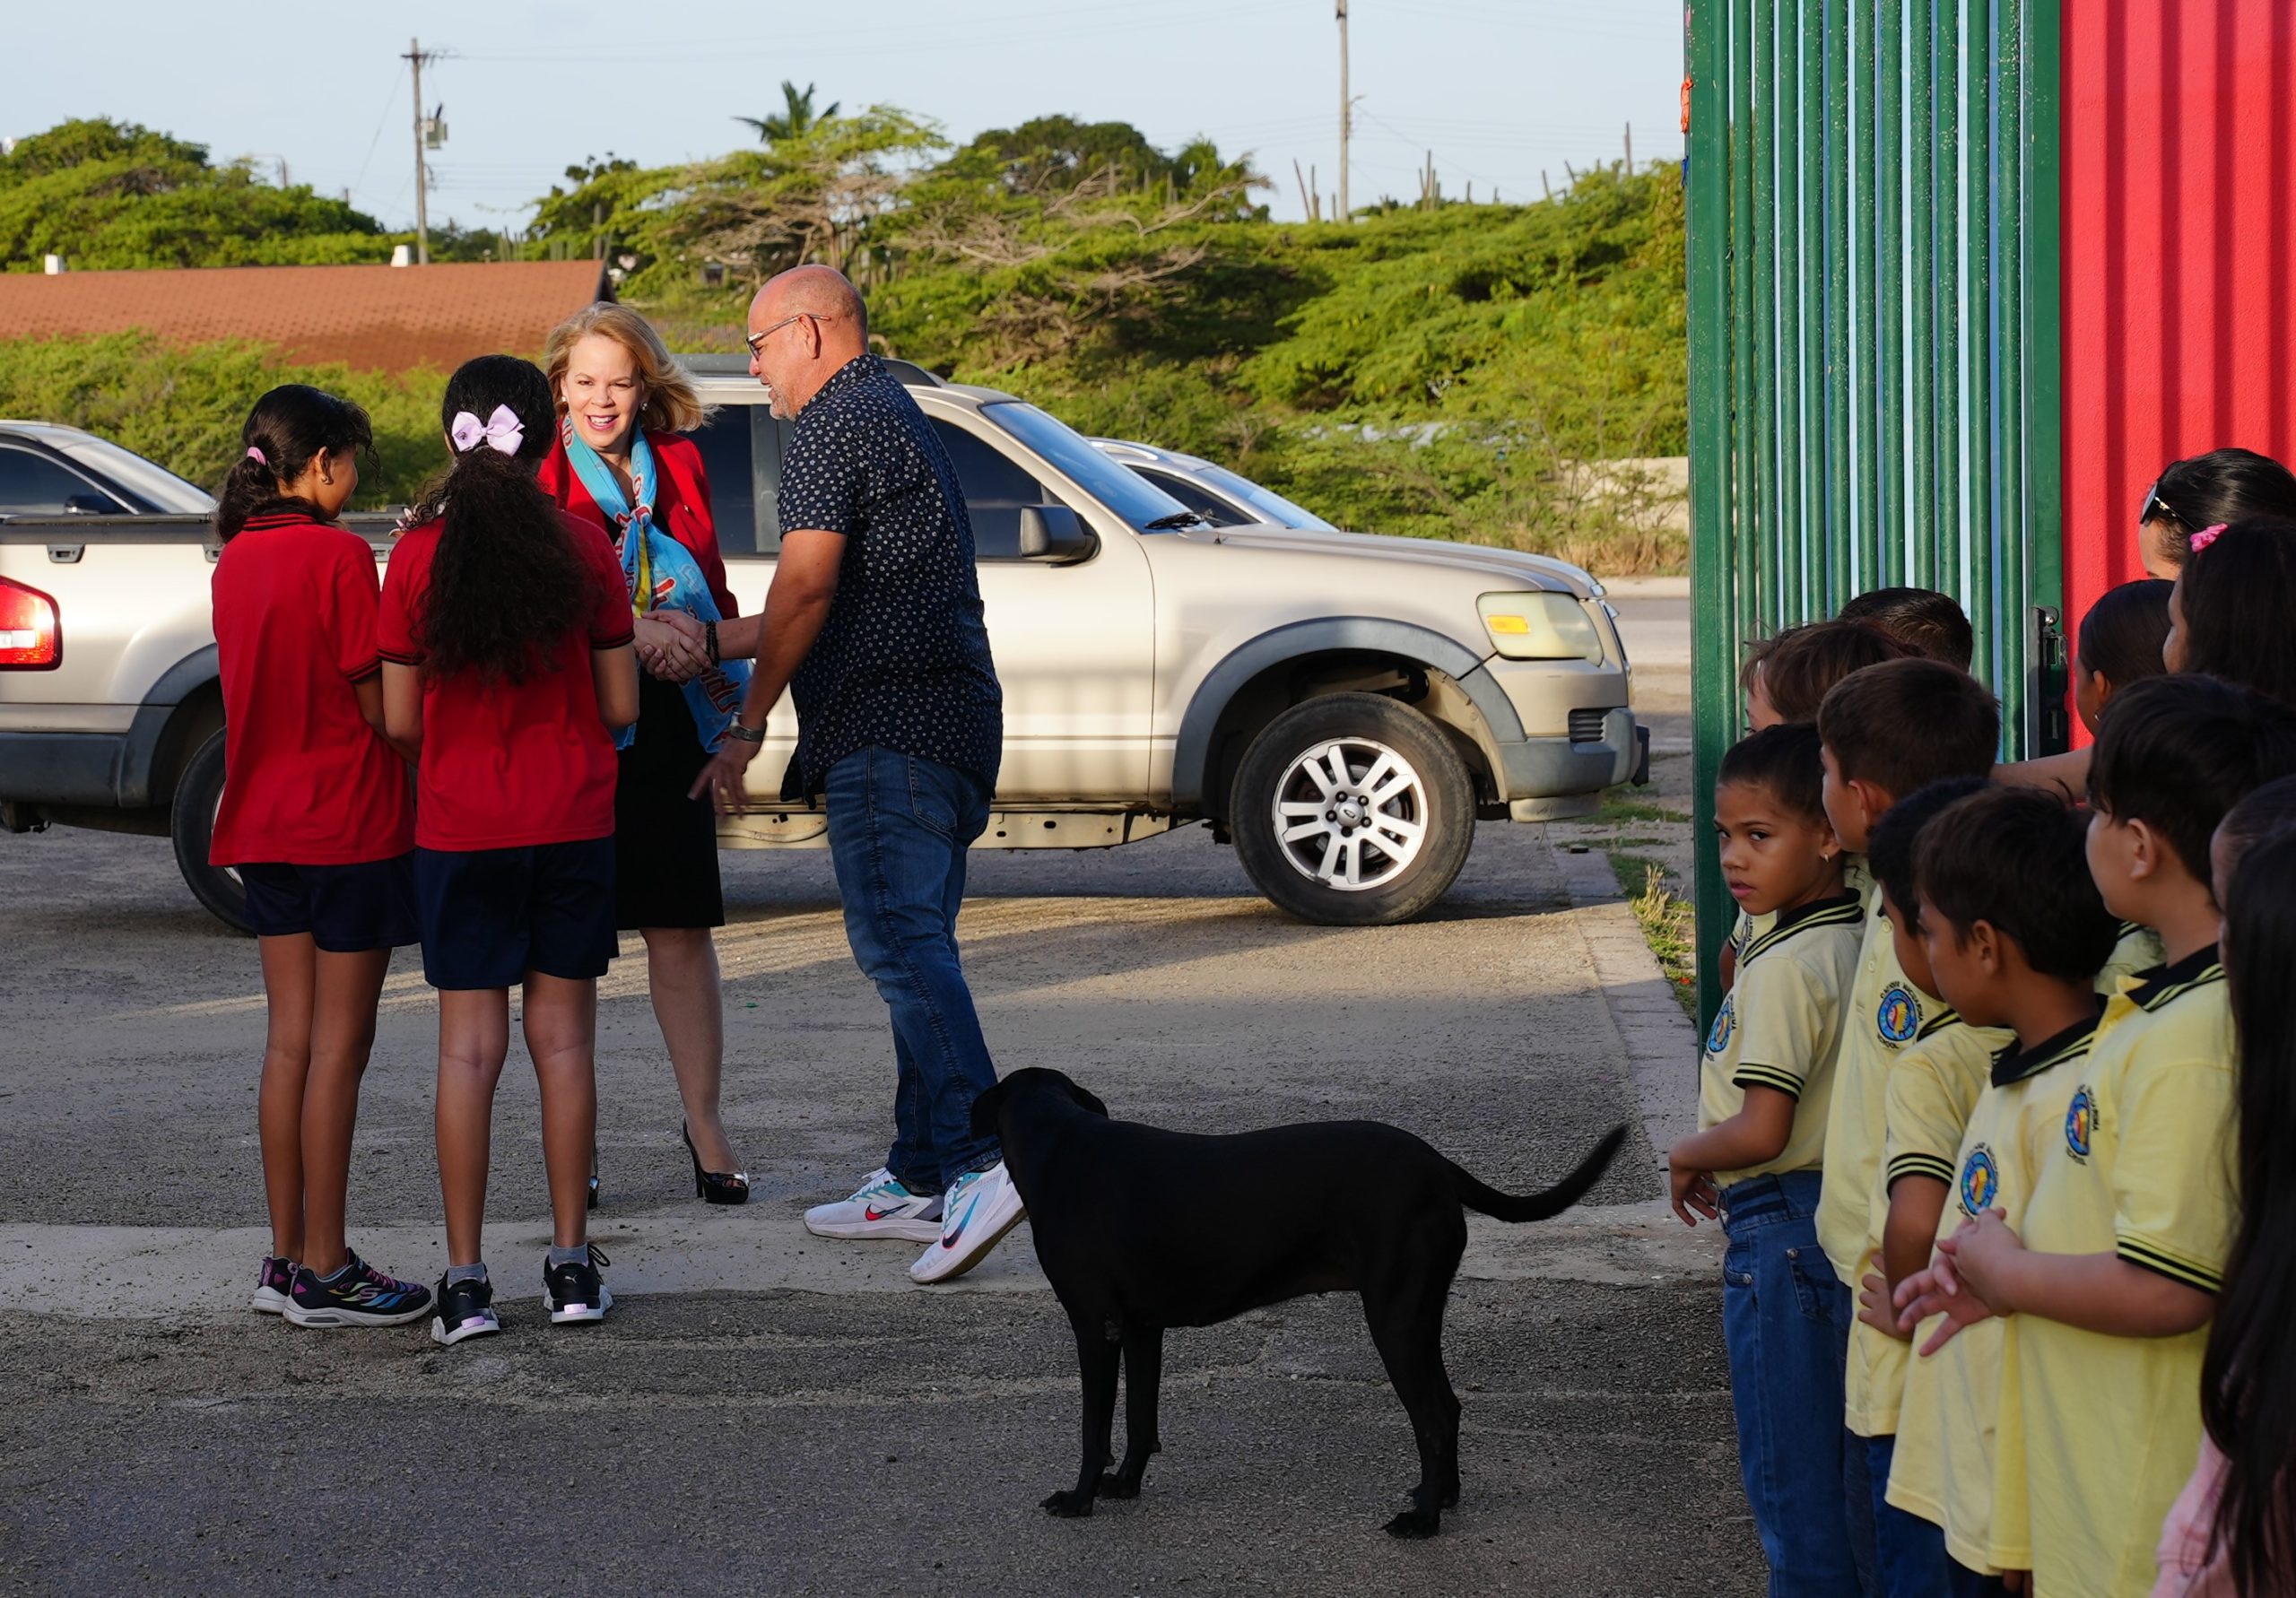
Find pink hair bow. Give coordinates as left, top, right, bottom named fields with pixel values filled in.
left=2188, top=522, right=2228, bottom=554
left=449, top=404, right=525, bottom=456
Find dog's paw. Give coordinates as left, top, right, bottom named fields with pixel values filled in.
left=1441, top=1484, right=1461, bottom=1509
left=1041, top=1489, right=1097, bottom=1519
left=1096, top=1472, right=1141, bottom=1500
left=1382, top=1507, right=1440, bottom=1540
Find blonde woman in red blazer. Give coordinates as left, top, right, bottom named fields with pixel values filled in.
left=541, top=302, right=749, bottom=1206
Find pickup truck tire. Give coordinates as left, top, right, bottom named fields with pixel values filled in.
left=170, top=729, right=251, bottom=935
left=1230, top=692, right=1475, bottom=926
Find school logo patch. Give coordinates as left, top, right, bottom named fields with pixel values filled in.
left=1876, top=981, right=1923, bottom=1046
left=1959, top=1143, right=2001, bottom=1217
left=1706, top=993, right=1737, bottom=1056
left=2064, top=1086, right=2096, bottom=1163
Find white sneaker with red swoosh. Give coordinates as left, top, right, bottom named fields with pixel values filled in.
left=804, top=1168, right=944, bottom=1243
left=909, top=1161, right=1027, bottom=1284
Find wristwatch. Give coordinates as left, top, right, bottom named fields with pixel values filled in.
left=724, top=721, right=766, bottom=744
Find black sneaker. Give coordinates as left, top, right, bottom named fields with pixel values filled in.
left=251, top=1255, right=295, bottom=1316
left=543, top=1245, right=613, bottom=1324
left=283, top=1253, right=433, bottom=1328
left=430, top=1273, right=500, bottom=1347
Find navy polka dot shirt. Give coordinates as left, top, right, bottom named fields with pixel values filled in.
left=776, top=354, right=1004, bottom=801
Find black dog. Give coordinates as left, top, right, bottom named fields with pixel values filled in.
left=970, top=1067, right=1626, bottom=1538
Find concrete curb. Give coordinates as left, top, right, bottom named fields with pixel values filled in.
left=1548, top=841, right=1702, bottom=1199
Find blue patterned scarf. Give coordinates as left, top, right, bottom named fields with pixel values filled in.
left=561, top=421, right=750, bottom=752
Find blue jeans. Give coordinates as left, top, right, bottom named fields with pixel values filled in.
left=1866, top=1433, right=1950, bottom=1597
left=825, top=747, right=1001, bottom=1193
left=1721, top=1171, right=1860, bottom=1597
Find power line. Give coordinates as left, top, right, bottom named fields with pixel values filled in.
left=345, top=62, right=404, bottom=207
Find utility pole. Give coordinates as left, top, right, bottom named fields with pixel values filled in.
left=404, top=38, right=435, bottom=264
left=1335, top=0, right=1351, bottom=224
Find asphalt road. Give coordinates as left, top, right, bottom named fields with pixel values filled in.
left=0, top=596, right=1751, bottom=1597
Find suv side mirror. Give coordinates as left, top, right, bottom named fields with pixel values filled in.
left=1016, top=504, right=1098, bottom=565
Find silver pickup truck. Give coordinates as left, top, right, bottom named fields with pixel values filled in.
left=0, top=363, right=1644, bottom=931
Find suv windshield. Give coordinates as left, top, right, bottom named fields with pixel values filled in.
left=982, top=402, right=1192, bottom=530
left=1190, top=461, right=1335, bottom=530
left=53, top=432, right=215, bottom=513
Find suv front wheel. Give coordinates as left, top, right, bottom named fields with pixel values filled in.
left=1230, top=692, right=1476, bottom=926
left=171, top=728, right=252, bottom=934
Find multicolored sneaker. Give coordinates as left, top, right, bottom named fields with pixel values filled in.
left=543, top=1245, right=613, bottom=1325
left=250, top=1255, right=296, bottom=1316
left=283, top=1252, right=433, bottom=1328
left=804, top=1167, right=944, bottom=1243
left=430, top=1273, right=500, bottom=1347
left=909, top=1161, right=1027, bottom=1284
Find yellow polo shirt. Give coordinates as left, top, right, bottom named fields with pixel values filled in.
left=2100, top=921, right=2163, bottom=996
left=1696, top=893, right=1866, bottom=1187
left=1842, top=1006, right=2008, bottom=1438
left=1886, top=1013, right=2101, bottom=1575
left=1815, top=886, right=1935, bottom=1283
left=2017, top=951, right=2237, bottom=1598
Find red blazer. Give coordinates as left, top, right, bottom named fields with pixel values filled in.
left=538, top=430, right=738, bottom=619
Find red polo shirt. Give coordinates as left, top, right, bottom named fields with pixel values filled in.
left=378, top=510, right=635, bottom=852
left=537, top=430, right=737, bottom=617
left=210, top=512, right=414, bottom=867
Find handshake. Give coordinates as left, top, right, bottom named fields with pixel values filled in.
left=633, top=609, right=716, bottom=682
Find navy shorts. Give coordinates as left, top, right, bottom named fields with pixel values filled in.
left=239, top=855, right=418, bottom=952
left=413, top=838, right=618, bottom=990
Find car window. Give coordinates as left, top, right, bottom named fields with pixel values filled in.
left=931, top=417, right=1059, bottom=559
left=1134, top=467, right=1249, bottom=527
left=1189, top=462, right=1335, bottom=531
left=980, top=402, right=1190, bottom=529
left=0, top=446, right=117, bottom=517
left=690, top=404, right=780, bottom=555
left=51, top=433, right=213, bottom=513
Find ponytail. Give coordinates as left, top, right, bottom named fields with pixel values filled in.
left=213, top=384, right=374, bottom=542
left=404, top=354, right=595, bottom=684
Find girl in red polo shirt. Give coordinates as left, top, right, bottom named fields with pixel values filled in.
left=378, top=355, right=639, bottom=1344
left=210, top=385, right=431, bottom=1331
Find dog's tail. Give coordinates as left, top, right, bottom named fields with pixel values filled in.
left=1449, top=1125, right=1629, bottom=1223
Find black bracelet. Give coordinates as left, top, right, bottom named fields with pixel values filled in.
left=705, top=620, right=720, bottom=665
left=724, top=721, right=766, bottom=744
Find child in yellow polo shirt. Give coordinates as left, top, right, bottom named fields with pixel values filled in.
left=1668, top=724, right=1866, bottom=1591
left=1837, top=773, right=1999, bottom=1596
left=1918, top=676, right=2296, bottom=1597
left=1885, top=786, right=2121, bottom=1594
left=1813, top=658, right=2004, bottom=1579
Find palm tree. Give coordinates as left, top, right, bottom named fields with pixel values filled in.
left=735, top=82, right=839, bottom=145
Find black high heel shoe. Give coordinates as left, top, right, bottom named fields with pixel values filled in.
left=683, top=1124, right=750, bottom=1206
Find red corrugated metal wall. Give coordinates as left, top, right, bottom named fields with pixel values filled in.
left=2061, top=0, right=2296, bottom=735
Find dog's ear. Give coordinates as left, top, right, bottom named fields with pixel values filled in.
left=1062, top=1078, right=1110, bottom=1119
left=970, top=1077, right=1010, bottom=1141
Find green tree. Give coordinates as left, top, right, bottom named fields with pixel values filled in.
left=735, top=82, right=840, bottom=145
left=0, top=118, right=391, bottom=271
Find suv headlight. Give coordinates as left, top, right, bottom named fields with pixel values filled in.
left=1477, top=592, right=1604, bottom=662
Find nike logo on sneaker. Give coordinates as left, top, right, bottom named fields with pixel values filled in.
left=864, top=1205, right=904, bottom=1222
left=941, top=1194, right=979, bottom=1250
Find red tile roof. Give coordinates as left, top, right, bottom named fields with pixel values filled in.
left=0, top=261, right=613, bottom=371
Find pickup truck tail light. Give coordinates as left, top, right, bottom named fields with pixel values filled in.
left=0, top=577, right=60, bottom=669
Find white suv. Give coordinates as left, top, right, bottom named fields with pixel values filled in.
left=0, top=369, right=1644, bottom=928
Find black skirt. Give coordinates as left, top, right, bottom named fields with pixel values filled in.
left=614, top=672, right=726, bottom=931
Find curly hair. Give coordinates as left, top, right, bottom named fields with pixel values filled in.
left=544, top=301, right=708, bottom=435
left=403, top=355, right=596, bottom=683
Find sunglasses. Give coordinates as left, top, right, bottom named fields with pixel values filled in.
left=2138, top=478, right=2179, bottom=527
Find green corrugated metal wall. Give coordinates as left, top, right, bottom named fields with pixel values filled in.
left=1683, top=0, right=2067, bottom=1031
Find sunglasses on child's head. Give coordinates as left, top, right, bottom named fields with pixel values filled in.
left=2138, top=478, right=2179, bottom=527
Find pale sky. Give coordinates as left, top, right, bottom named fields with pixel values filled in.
left=13, top=0, right=1683, bottom=232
